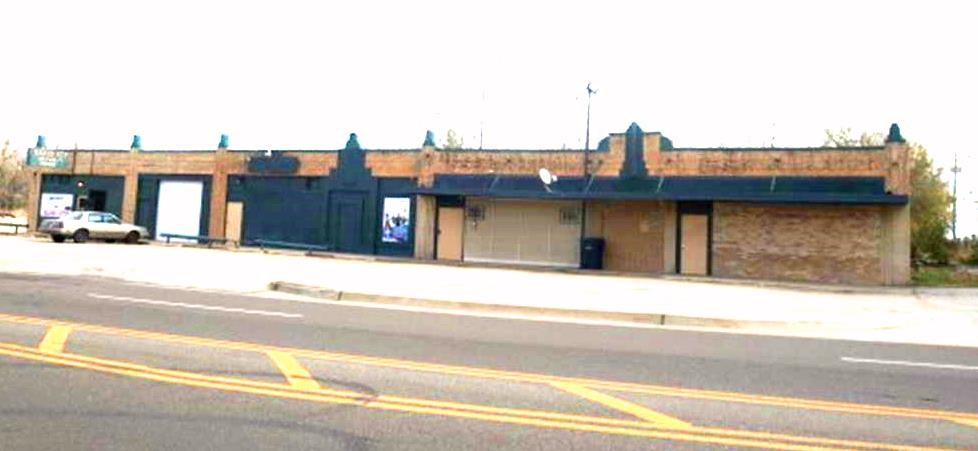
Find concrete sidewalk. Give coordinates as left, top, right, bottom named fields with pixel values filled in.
left=1, top=235, right=976, bottom=347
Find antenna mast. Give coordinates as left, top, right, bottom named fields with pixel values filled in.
left=951, top=153, right=961, bottom=240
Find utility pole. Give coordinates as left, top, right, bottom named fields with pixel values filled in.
left=951, top=153, right=961, bottom=241
left=580, top=83, right=597, bottom=249
left=582, top=83, right=597, bottom=183
left=479, top=90, right=485, bottom=150
left=584, top=83, right=597, bottom=155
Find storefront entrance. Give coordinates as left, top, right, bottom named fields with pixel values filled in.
left=677, top=202, right=713, bottom=276
left=436, top=207, right=463, bottom=261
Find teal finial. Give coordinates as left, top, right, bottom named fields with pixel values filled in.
left=885, top=123, right=906, bottom=144
left=620, top=122, right=648, bottom=179
left=130, top=134, right=142, bottom=150
left=345, top=133, right=361, bottom=150
left=660, top=136, right=674, bottom=150
left=35, top=135, right=46, bottom=149
left=626, top=122, right=643, bottom=135
left=219, top=134, right=229, bottom=149
left=423, top=130, right=436, bottom=147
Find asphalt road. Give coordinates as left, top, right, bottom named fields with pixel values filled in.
left=0, top=272, right=976, bottom=450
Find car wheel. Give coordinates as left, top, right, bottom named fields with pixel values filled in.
left=73, top=229, right=90, bottom=243
left=51, top=235, right=66, bottom=243
left=124, top=231, right=140, bottom=244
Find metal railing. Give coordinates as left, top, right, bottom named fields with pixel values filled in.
left=159, top=233, right=237, bottom=248
left=0, top=221, right=28, bottom=234
left=250, top=239, right=334, bottom=252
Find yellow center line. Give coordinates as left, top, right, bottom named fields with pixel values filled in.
left=551, top=381, right=691, bottom=429
left=266, top=350, right=321, bottom=390
left=0, top=341, right=954, bottom=451
left=1, top=312, right=977, bottom=426
left=953, top=418, right=978, bottom=430
left=37, top=325, right=72, bottom=353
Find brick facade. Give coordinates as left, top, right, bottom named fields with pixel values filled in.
left=712, top=202, right=901, bottom=285
left=25, top=125, right=912, bottom=284
left=590, top=201, right=671, bottom=273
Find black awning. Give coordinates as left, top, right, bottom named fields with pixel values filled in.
left=411, top=174, right=908, bottom=205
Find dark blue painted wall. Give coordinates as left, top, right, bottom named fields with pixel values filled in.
left=227, top=176, right=329, bottom=246
left=225, top=172, right=416, bottom=256
left=39, top=175, right=124, bottom=221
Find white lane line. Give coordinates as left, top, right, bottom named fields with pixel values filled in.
left=841, top=356, right=978, bottom=371
left=87, top=293, right=303, bottom=318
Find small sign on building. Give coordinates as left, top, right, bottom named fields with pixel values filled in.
left=26, top=148, right=71, bottom=168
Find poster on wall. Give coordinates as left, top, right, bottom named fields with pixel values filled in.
left=380, top=197, right=411, bottom=244
left=39, top=193, right=74, bottom=218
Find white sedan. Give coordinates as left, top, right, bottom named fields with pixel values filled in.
left=39, top=211, right=149, bottom=244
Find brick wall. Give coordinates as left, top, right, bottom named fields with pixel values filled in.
left=593, top=201, right=669, bottom=273
left=27, top=132, right=906, bottom=193
left=712, top=202, right=886, bottom=284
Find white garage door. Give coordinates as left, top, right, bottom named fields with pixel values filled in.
left=155, top=180, right=204, bottom=242
left=463, top=199, right=580, bottom=267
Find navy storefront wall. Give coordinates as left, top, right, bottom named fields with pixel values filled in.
left=227, top=136, right=417, bottom=256
left=135, top=174, right=212, bottom=239
left=38, top=174, right=125, bottom=221
left=226, top=175, right=416, bottom=256
left=227, top=176, right=329, bottom=246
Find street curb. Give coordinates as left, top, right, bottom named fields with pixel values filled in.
left=267, top=281, right=809, bottom=329
left=134, top=238, right=933, bottom=296
left=234, top=245, right=915, bottom=296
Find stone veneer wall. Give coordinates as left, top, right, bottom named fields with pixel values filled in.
left=712, top=202, right=887, bottom=285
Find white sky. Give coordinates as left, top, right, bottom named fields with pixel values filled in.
left=1, top=0, right=975, bottom=235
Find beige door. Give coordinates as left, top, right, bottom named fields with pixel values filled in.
left=225, top=202, right=244, bottom=244
left=437, top=207, right=463, bottom=261
left=680, top=214, right=709, bottom=275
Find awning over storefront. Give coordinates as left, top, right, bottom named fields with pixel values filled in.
left=412, top=174, right=908, bottom=204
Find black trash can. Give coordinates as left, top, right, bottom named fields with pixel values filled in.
left=580, top=237, right=605, bottom=270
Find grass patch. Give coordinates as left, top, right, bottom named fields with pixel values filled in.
left=912, top=266, right=978, bottom=287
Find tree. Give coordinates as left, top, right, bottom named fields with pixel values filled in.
left=443, top=129, right=464, bottom=150
left=823, top=128, right=884, bottom=147
left=823, top=129, right=953, bottom=263
left=0, top=140, right=30, bottom=212
left=908, top=143, right=953, bottom=263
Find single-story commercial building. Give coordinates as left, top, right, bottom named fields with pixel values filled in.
left=25, top=123, right=912, bottom=285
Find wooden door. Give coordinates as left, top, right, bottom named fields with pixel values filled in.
left=437, top=207, right=463, bottom=261
left=225, top=202, right=244, bottom=243
left=680, top=214, right=708, bottom=275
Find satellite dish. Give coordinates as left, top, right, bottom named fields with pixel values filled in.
left=538, top=168, right=557, bottom=185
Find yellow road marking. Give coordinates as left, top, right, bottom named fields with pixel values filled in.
left=267, top=351, right=321, bottom=390
left=38, top=325, right=71, bottom=353
left=551, top=381, right=691, bottom=428
left=0, top=341, right=953, bottom=451
left=1, top=312, right=977, bottom=426
left=953, top=418, right=978, bottom=429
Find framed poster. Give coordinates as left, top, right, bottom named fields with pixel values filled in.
left=40, top=193, right=74, bottom=218
left=380, top=197, right=411, bottom=244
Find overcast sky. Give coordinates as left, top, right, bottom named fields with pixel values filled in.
left=2, top=0, right=975, bottom=235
